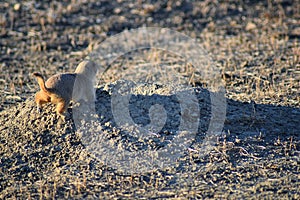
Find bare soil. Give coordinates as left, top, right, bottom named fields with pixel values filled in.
left=0, top=0, right=299, bottom=199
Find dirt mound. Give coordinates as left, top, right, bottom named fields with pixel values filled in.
left=1, top=81, right=299, bottom=199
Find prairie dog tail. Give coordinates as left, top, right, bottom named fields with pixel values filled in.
left=32, top=72, right=49, bottom=93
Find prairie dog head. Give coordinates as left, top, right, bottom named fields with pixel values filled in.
left=75, top=60, right=98, bottom=79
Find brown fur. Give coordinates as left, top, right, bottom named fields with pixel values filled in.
left=33, top=60, right=98, bottom=117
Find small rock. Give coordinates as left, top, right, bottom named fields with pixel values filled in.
left=13, top=3, right=21, bottom=11
left=114, top=8, right=122, bottom=14
left=245, top=22, right=256, bottom=31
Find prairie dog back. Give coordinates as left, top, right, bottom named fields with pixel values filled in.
left=45, top=73, right=76, bottom=100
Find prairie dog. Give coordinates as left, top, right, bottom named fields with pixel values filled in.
left=33, top=60, right=98, bottom=117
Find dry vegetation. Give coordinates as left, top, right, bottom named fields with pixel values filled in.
left=0, top=0, right=299, bottom=199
